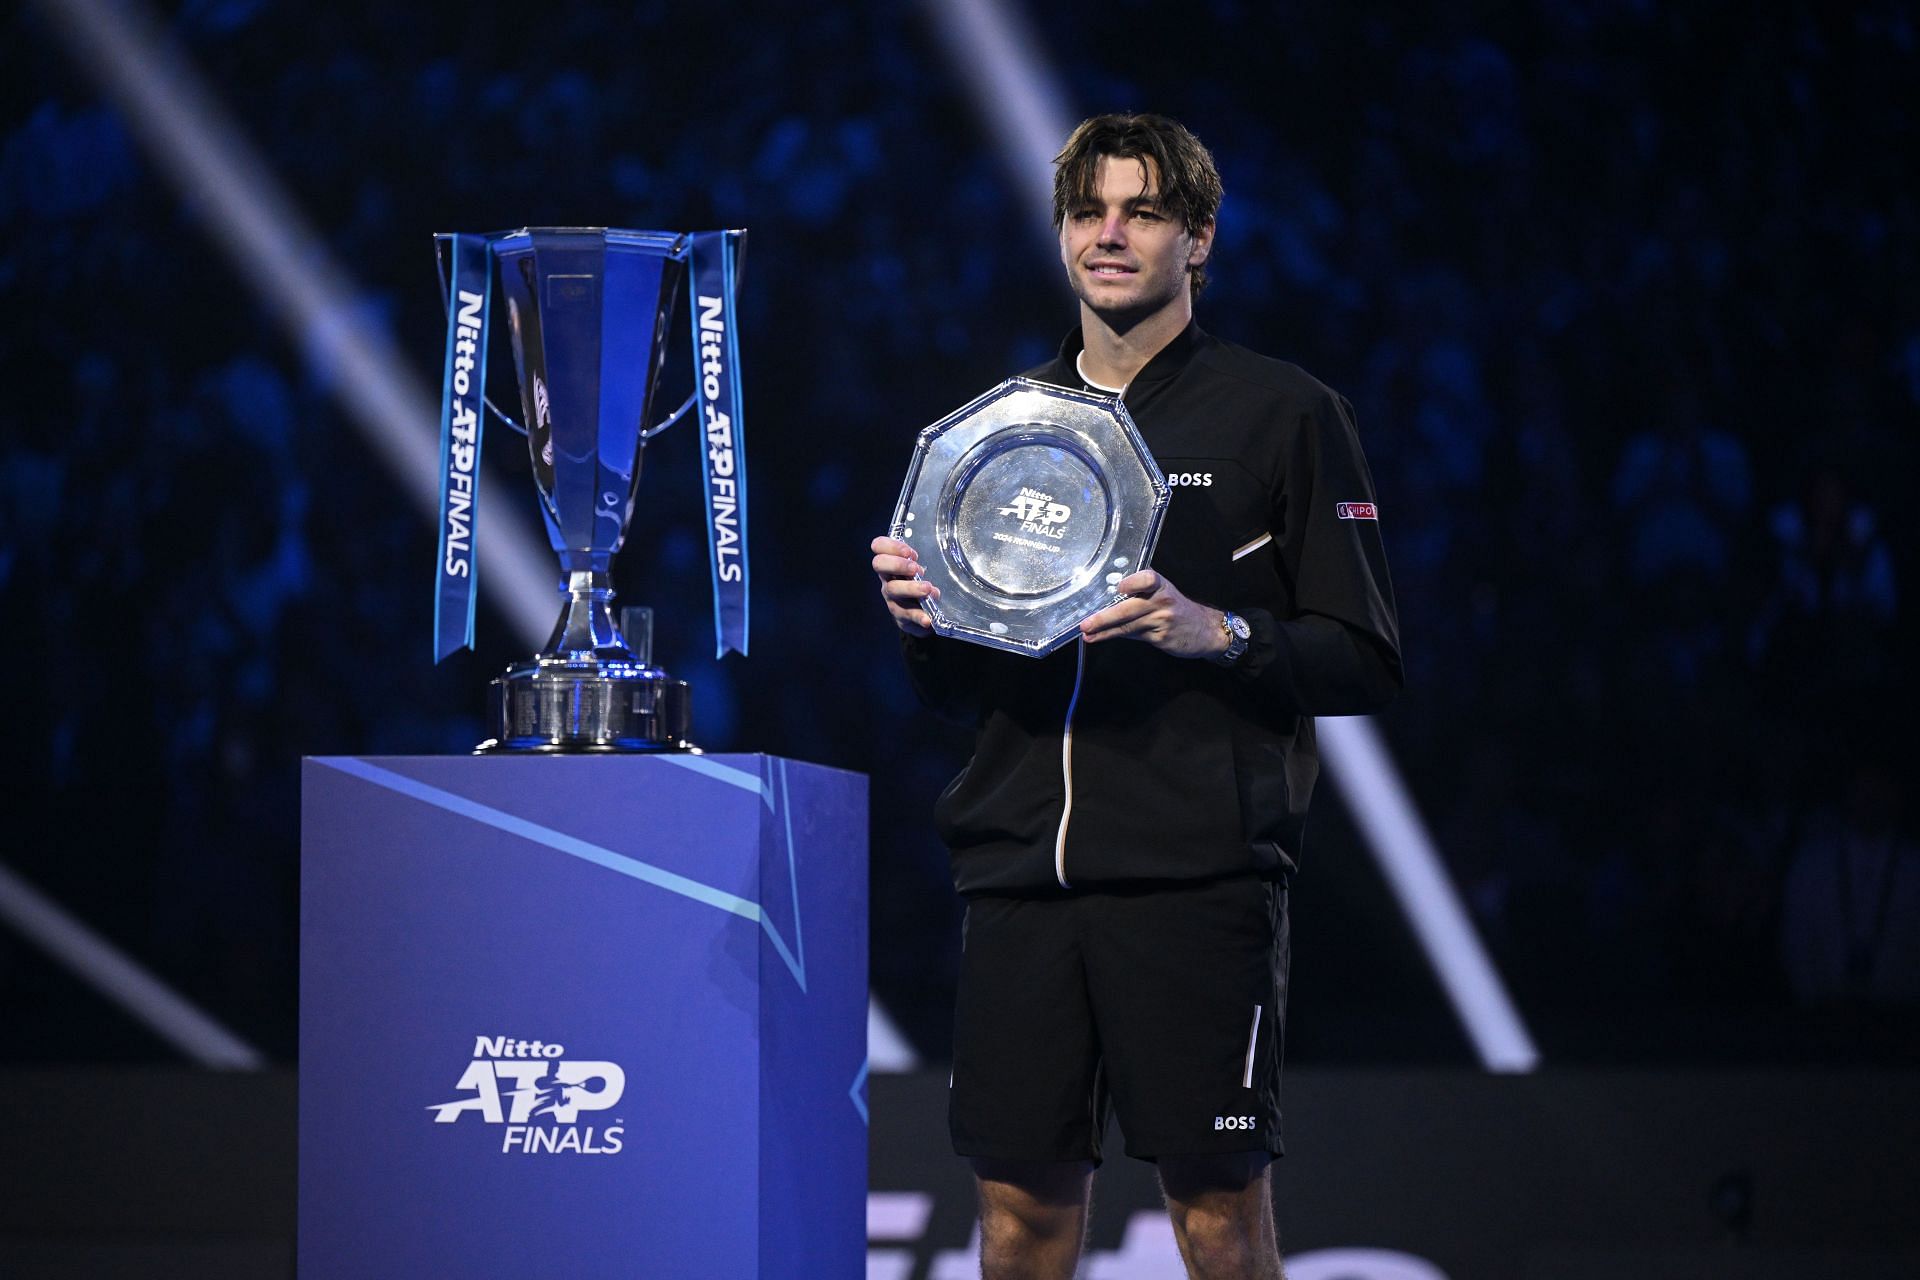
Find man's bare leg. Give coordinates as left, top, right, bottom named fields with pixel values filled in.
left=1158, top=1152, right=1283, bottom=1280
left=972, top=1158, right=1095, bottom=1280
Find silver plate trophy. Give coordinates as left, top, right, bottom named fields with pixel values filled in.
left=434, top=226, right=747, bottom=752
left=890, top=378, right=1169, bottom=656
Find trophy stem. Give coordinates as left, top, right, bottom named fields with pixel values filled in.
left=546, top=569, right=629, bottom=659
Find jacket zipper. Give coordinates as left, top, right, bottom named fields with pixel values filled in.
left=1053, top=640, right=1087, bottom=888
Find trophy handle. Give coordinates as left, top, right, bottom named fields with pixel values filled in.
left=482, top=397, right=530, bottom=437
left=435, top=234, right=697, bottom=444
left=641, top=390, right=697, bottom=441
left=487, top=366, right=691, bottom=443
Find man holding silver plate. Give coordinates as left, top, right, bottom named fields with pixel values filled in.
left=872, top=114, right=1401, bottom=1279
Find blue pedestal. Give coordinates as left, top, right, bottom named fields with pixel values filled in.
left=299, top=754, right=868, bottom=1279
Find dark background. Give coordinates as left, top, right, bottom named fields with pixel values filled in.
left=3, top=0, right=1915, bottom=1068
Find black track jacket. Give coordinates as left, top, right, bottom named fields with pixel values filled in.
left=903, top=322, right=1402, bottom=895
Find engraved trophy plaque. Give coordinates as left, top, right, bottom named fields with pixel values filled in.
left=889, top=378, right=1168, bottom=656
left=433, top=226, right=749, bottom=751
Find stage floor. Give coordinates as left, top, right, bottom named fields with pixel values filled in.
left=2, top=1068, right=1916, bottom=1278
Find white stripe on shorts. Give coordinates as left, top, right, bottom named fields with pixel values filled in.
left=1241, top=1003, right=1263, bottom=1089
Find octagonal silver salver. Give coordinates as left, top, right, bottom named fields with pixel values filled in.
left=890, top=378, right=1169, bottom=657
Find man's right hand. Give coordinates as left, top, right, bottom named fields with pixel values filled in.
left=871, top=535, right=940, bottom=636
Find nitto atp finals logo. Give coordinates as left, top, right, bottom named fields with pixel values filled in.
left=997, top=487, right=1073, bottom=539
left=428, top=1035, right=626, bottom=1155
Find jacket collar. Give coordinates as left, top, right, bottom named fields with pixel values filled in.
left=1055, top=319, right=1204, bottom=390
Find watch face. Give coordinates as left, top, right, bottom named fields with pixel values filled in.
left=1227, top=613, right=1251, bottom=641
left=889, top=378, right=1168, bottom=657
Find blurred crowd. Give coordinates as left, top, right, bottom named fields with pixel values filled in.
left=1, top=0, right=1913, bottom=1061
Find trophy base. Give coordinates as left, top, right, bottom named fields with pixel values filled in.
left=476, top=658, right=693, bottom=754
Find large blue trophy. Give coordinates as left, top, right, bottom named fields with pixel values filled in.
left=432, top=227, right=749, bottom=752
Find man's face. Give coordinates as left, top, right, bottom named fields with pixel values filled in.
left=1058, top=155, right=1213, bottom=327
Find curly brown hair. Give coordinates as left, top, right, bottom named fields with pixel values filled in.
left=1052, top=113, right=1223, bottom=297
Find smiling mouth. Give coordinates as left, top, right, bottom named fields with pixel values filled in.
left=1088, top=263, right=1135, bottom=276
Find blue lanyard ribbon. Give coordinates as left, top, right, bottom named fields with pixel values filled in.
left=433, top=232, right=493, bottom=662
left=688, top=229, right=750, bottom=658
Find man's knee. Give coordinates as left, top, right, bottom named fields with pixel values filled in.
left=1160, top=1152, right=1280, bottom=1277
left=1171, top=1200, right=1267, bottom=1274
left=973, top=1158, right=1093, bottom=1241
left=974, top=1158, right=1092, bottom=1218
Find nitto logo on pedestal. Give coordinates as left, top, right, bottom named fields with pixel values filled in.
left=427, top=1035, right=626, bottom=1155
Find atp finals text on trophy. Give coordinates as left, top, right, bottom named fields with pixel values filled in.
left=432, top=227, right=750, bottom=752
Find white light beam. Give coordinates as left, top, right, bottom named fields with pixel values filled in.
left=0, top=860, right=265, bottom=1070
left=1320, top=717, right=1540, bottom=1071
left=31, top=0, right=555, bottom=650
left=923, top=0, right=1076, bottom=231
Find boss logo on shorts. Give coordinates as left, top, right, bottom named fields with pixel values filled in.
left=1167, top=472, right=1213, bottom=487
left=1213, top=1114, right=1257, bottom=1131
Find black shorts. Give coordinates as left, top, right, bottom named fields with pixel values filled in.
left=949, top=874, right=1289, bottom=1164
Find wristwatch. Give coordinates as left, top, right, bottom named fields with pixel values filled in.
left=1211, top=610, right=1251, bottom=666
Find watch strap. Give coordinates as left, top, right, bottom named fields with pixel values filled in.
left=1211, top=610, right=1250, bottom=666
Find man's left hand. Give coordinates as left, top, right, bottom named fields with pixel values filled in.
left=1079, top=570, right=1228, bottom=659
